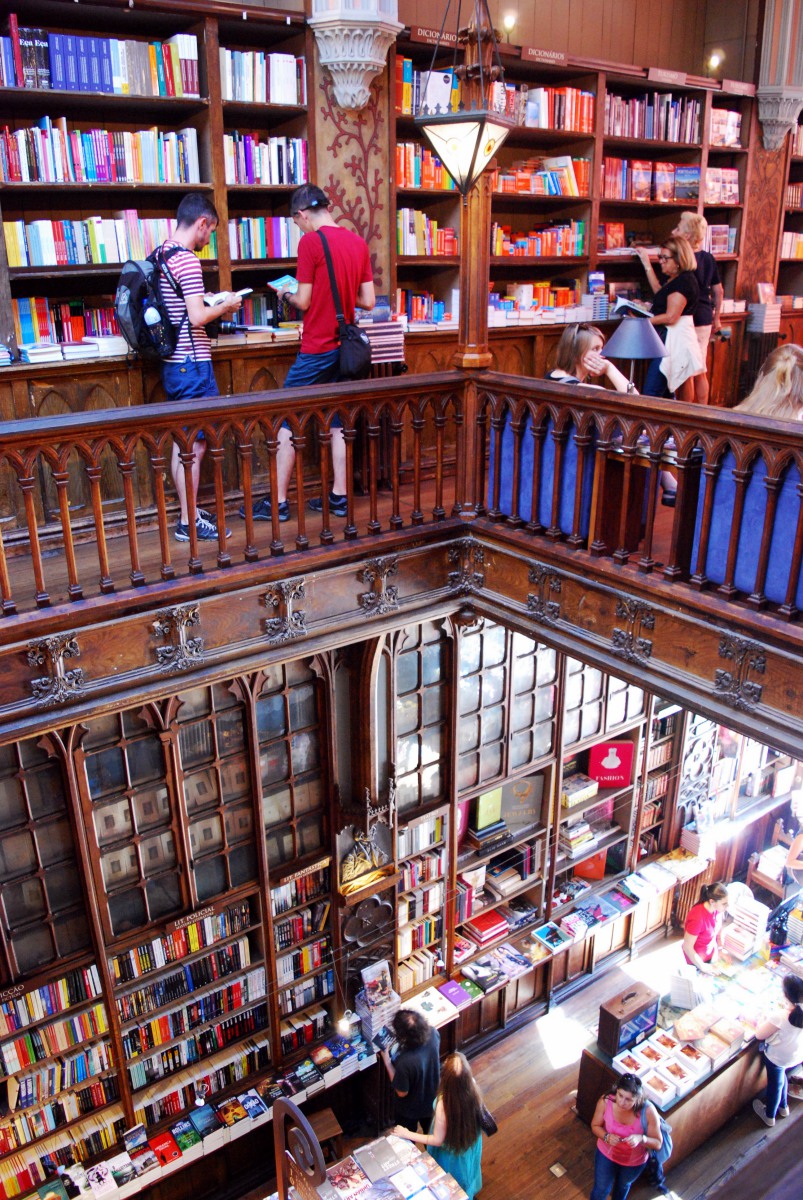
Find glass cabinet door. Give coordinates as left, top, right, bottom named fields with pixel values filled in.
left=395, top=621, right=449, bottom=814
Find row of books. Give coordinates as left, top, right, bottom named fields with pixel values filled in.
left=507, top=84, right=596, bottom=134
left=397, top=908, right=443, bottom=960
left=278, top=1003, right=329, bottom=1053
left=781, top=230, right=803, bottom=259
left=118, top=969, right=266, bottom=1053
left=602, top=158, right=740, bottom=203
left=393, top=290, right=454, bottom=324
left=495, top=155, right=590, bottom=198
left=126, top=1003, right=269, bottom=1091
left=275, top=936, right=331, bottom=985
left=4, top=213, right=218, bottom=270
left=397, top=813, right=445, bottom=860
left=704, top=166, right=742, bottom=204
left=278, top=969, right=335, bottom=1017
left=397, top=879, right=444, bottom=926
left=0, top=120, right=199, bottom=185
left=490, top=282, right=580, bottom=310
left=223, top=133, right=308, bottom=187
left=394, top=59, right=462, bottom=117
left=0, top=967, right=103, bottom=1036
left=270, top=865, right=330, bottom=916
left=603, top=90, right=702, bottom=143
left=273, top=900, right=330, bottom=950
left=709, top=108, right=744, bottom=147
left=110, top=902, right=252, bottom=983
left=787, top=182, right=803, bottom=209
left=396, top=210, right=458, bottom=257
left=0, top=23, right=199, bottom=97
left=5, top=1042, right=113, bottom=1115
left=0, top=1107, right=126, bottom=1197
left=395, top=142, right=456, bottom=190
left=228, top=216, right=301, bottom=262
left=0, top=1005, right=110, bottom=1075
left=399, top=847, right=445, bottom=891
left=218, top=48, right=306, bottom=106
left=115, top=939, right=254, bottom=1024
left=396, top=946, right=439, bottom=995
left=131, top=1034, right=271, bottom=1128
left=491, top=220, right=586, bottom=259
left=0, top=1075, right=120, bottom=1153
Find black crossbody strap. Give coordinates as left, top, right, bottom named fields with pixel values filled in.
left=317, top=229, right=348, bottom=337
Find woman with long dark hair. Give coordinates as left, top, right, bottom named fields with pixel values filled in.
left=753, top=973, right=803, bottom=1126
left=393, top=1052, right=484, bottom=1200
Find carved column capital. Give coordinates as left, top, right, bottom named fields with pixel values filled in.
left=447, top=538, right=485, bottom=595
left=756, top=87, right=803, bottom=150
left=152, top=604, right=204, bottom=673
left=264, top=579, right=308, bottom=645
left=27, top=633, right=84, bottom=706
left=359, top=556, right=400, bottom=616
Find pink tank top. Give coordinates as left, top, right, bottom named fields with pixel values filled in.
left=597, top=1097, right=649, bottom=1166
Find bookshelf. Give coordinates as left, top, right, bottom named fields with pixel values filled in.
left=395, top=805, right=448, bottom=996
left=777, top=113, right=803, bottom=300
left=0, top=1, right=311, bottom=355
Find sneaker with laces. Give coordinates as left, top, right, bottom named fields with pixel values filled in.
left=175, top=514, right=229, bottom=542
left=238, top=496, right=290, bottom=522
left=752, top=1098, right=775, bottom=1127
left=777, top=1106, right=790, bottom=1118
left=307, top=491, right=348, bottom=517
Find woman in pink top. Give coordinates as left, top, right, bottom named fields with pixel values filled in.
left=682, top=881, right=728, bottom=973
left=589, top=1073, right=661, bottom=1200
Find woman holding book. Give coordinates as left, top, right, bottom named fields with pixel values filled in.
left=546, top=323, right=634, bottom=392
left=393, top=1052, right=484, bottom=1200
left=752, top=973, right=803, bottom=1126
left=672, top=212, right=724, bottom=403
left=589, top=1072, right=661, bottom=1200
left=635, top=236, right=705, bottom=403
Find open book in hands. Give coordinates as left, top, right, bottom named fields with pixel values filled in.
left=267, top=274, right=298, bottom=294
left=204, top=287, right=252, bottom=306
left=612, top=296, right=652, bottom=318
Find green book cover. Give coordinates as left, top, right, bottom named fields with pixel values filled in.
left=475, top=787, right=502, bottom=831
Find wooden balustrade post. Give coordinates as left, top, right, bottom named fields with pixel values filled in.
left=86, top=465, right=114, bottom=593
left=391, top=415, right=404, bottom=530
left=0, top=527, right=16, bottom=615
left=118, top=457, right=145, bottom=588
left=292, top=430, right=309, bottom=553
left=149, top=451, right=176, bottom=581
left=51, top=469, right=82, bottom=601
left=343, top=422, right=360, bottom=540
left=366, top=420, right=381, bottom=537
left=207, top=444, right=230, bottom=570
left=454, top=376, right=481, bottom=516
left=411, top=412, right=424, bottom=525
left=19, top=475, right=49, bottom=608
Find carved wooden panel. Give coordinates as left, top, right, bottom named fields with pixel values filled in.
left=736, top=108, right=788, bottom=302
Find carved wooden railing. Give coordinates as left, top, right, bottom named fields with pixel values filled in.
left=1, top=370, right=802, bottom=626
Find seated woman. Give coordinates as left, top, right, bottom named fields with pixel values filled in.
left=635, top=236, right=705, bottom=403
left=547, top=323, right=633, bottom=391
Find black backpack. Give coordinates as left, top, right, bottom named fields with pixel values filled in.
left=115, top=245, right=185, bottom=359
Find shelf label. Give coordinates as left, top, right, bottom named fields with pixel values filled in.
left=410, top=25, right=458, bottom=47
left=277, top=856, right=331, bottom=886
left=721, top=79, right=755, bottom=96
left=169, top=905, right=216, bottom=932
left=647, top=67, right=688, bottom=87
left=0, top=983, right=26, bottom=1002
left=521, top=46, right=568, bottom=66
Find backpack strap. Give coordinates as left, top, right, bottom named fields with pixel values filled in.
left=152, top=242, right=196, bottom=357
left=317, top=228, right=348, bottom=340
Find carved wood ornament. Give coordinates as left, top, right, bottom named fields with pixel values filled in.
left=359, top=556, right=399, bottom=616
left=527, top=562, right=563, bottom=625
left=263, top=579, right=308, bottom=645
left=152, top=604, right=204, bottom=673
left=27, top=633, right=84, bottom=706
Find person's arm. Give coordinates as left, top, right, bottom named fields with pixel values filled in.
left=632, top=1105, right=662, bottom=1151
left=682, top=928, right=715, bottom=974
left=283, top=282, right=312, bottom=312
left=650, top=291, right=686, bottom=328
left=393, top=1100, right=447, bottom=1148
left=584, top=349, right=634, bottom=393
left=711, top=283, right=724, bottom=333
left=755, top=1015, right=781, bottom=1041
left=635, top=248, right=661, bottom=295
left=380, top=1048, right=396, bottom=1083
left=357, top=280, right=376, bottom=310
left=185, top=292, right=242, bottom=328
left=590, top=1096, right=619, bottom=1146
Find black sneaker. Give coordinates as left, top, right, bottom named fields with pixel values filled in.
left=176, top=514, right=229, bottom=542
left=238, top=496, right=290, bottom=522
left=308, top=492, right=348, bottom=517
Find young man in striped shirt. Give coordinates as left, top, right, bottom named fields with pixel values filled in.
left=159, top=194, right=242, bottom=541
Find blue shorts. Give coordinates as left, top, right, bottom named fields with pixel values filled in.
left=284, top=348, right=342, bottom=428
left=162, top=358, right=220, bottom=441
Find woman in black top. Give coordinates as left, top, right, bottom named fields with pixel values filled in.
left=636, top=236, right=705, bottom=403
left=673, top=212, right=724, bottom=403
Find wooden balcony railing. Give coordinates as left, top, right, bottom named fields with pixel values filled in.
left=1, top=370, right=802, bottom=625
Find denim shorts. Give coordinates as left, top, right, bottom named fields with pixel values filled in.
left=162, top=358, right=220, bottom=441
left=284, top=348, right=342, bottom=428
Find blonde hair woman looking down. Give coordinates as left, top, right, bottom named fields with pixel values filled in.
left=737, top=344, right=803, bottom=421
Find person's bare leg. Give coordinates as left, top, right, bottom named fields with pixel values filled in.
left=172, top=440, right=205, bottom=524
left=331, top=427, right=347, bottom=495
left=276, top=426, right=295, bottom=503
left=694, top=372, right=710, bottom=403
left=675, top=377, right=696, bottom=404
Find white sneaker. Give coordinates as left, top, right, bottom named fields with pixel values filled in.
left=752, top=1098, right=775, bottom=1127
left=777, top=1105, right=790, bottom=1118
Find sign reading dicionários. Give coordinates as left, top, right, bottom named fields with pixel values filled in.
left=521, top=46, right=568, bottom=66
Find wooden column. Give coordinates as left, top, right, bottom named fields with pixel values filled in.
left=453, top=171, right=494, bottom=370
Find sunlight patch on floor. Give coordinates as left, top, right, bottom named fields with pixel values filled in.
left=618, top=936, right=684, bottom=997
left=533, top=1006, right=597, bottom=1070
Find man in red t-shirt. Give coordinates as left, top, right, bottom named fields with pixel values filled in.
left=241, top=185, right=375, bottom=523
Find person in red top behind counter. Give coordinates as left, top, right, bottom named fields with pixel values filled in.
left=242, top=184, right=375, bottom=525
left=683, top=881, right=729, bottom=974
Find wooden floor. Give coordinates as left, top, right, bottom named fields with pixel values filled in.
left=351, top=937, right=802, bottom=1200
left=474, top=937, right=803, bottom=1200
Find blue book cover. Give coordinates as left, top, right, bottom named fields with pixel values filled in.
left=47, top=33, right=65, bottom=90
left=98, top=39, right=113, bottom=93
left=76, top=37, right=92, bottom=91
left=63, top=34, right=78, bottom=91
left=87, top=38, right=102, bottom=93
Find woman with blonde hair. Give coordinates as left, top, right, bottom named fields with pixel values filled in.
left=672, top=211, right=724, bottom=403
left=737, top=344, right=803, bottom=420
left=635, top=235, right=705, bottom=403
left=393, top=1051, right=484, bottom=1199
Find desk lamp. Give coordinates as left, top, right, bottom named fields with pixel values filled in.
left=603, top=315, right=667, bottom=392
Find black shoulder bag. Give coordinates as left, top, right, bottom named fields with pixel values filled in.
left=317, top=229, right=372, bottom=381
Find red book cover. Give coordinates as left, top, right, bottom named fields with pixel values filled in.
left=8, top=13, right=24, bottom=87
left=588, top=741, right=635, bottom=788
left=148, top=1131, right=181, bottom=1164
left=161, top=44, right=175, bottom=97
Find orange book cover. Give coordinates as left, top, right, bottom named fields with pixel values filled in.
left=653, top=161, right=675, bottom=203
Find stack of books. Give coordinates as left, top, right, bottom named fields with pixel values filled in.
left=362, top=320, right=405, bottom=364
left=785, top=909, right=803, bottom=947
left=19, top=341, right=63, bottom=363
left=561, top=772, right=599, bottom=808
left=722, top=895, right=770, bottom=959
left=463, top=819, right=513, bottom=854
left=747, top=303, right=782, bottom=333
left=559, top=819, right=597, bottom=858
left=463, top=908, right=508, bottom=946
left=460, top=955, right=509, bottom=993
left=484, top=864, right=523, bottom=899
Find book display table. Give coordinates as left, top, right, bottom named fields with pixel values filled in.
left=575, top=950, right=783, bottom=1165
